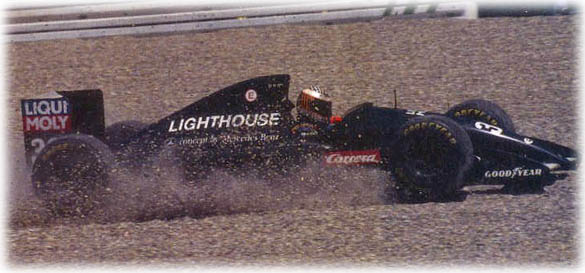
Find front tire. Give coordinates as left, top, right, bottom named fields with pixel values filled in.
left=31, top=134, right=114, bottom=216
left=389, top=115, right=473, bottom=202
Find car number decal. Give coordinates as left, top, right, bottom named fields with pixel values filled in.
left=475, top=121, right=503, bottom=135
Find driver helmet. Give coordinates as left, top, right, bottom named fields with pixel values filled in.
left=296, top=86, right=332, bottom=124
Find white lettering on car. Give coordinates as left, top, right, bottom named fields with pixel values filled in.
left=168, top=112, right=282, bottom=132
left=24, top=115, right=71, bottom=132
left=23, top=100, right=69, bottom=116
left=22, top=98, right=72, bottom=133
left=405, top=110, right=425, bottom=116
left=484, top=167, right=543, bottom=178
left=245, top=89, right=257, bottom=102
left=475, top=121, right=503, bottom=135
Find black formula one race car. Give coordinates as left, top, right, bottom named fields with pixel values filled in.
left=22, top=74, right=577, bottom=215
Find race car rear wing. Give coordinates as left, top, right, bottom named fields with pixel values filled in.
left=21, top=89, right=105, bottom=166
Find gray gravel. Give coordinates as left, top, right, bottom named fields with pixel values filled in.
left=6, top=15, right=578, bottom=266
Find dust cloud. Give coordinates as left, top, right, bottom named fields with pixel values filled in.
left=9, top=148, right=393, bottom=229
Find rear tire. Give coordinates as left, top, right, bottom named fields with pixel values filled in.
left=389, top=115, right=473, bottom=203
left=445, top=99, right=515, bottom=133
left=31, top=134, right=114, bottom=216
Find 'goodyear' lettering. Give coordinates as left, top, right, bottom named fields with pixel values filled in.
left=484, top=167, right=543, bottom=179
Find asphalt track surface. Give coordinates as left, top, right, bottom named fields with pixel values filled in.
left=7, top=15, right=579, bottom=266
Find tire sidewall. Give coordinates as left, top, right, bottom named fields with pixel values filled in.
left=446, top=99, right=515, bottom=133
left=32, top=134, right=114, bottom=215
left=389, top=115, right=473, bottom=202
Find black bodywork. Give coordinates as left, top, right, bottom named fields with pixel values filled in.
left=330, top=102, right=576, bottom=188
left=23, top=74, right=578, bottom=201
left=21, top=90, right=105, bottom=166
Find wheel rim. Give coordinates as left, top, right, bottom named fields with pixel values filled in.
left=397, top=125, right=459, bottom=188
left=34, top=143, right=108, bottom=214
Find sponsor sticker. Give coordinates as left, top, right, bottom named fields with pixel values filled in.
left=245, top=89, right=257, bottom=102
left=167, top=133, right=281, bottom=146
left=168, top=112, right=281, bottom=132
left=405, top=109, right=426, bottom=116
left=268, top=83, right=284, bottom=89
left=324, top=149, right=381, bottom=165
left=475, top=121, right=503, bottom=135
left=291, top=123, right=319, bottom=137
left=21, top=98, right=72, bottom=133
left=484, top=167, right=543, bottom=179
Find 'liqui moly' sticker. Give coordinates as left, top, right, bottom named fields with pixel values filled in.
left=21, top=98, right=72, bottom=133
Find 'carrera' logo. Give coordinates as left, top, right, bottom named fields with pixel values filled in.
left=484, top=167, right=543, bottom=178
left=168, top=113, right=281, bottom=132
left=324, top=150, right=381, bottom=165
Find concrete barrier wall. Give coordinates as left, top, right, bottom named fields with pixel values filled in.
left=6, top=0, right=479, bottom=43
